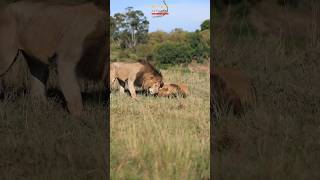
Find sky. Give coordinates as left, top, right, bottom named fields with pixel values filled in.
left=110, top=0, right=210, bottom=32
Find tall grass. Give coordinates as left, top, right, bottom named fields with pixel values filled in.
left=111, top=69, right=210, bottom=179
left=0, top=58, right=108, bottom=179
left=213, top=2, right=320, bottom=179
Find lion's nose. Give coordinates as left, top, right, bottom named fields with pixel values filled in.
left=149, top=89, right=157, bottom=94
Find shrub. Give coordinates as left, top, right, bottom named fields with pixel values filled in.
left=154, top=42, right=193, bottom=65
left=186, top=32, right=210, bottom=63
left=118, top=49, right=130, bottom=59
left=135, top=44, right=154, bottom=60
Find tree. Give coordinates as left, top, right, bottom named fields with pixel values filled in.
left=110, top=16, right=117, bottom=41
left=200, top=19, right=210, bottom=31
left=112, top=7, right=149, bottom=49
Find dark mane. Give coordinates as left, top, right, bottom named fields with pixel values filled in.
left=134, top=60, right=163, bottom=89
left=138, top=59, right=162, bottom=77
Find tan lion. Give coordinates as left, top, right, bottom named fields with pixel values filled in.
left=157, top=83, right=189, bottom=98
left=0, top=1, right=108, bottom=116
left=110, top=60, right=163, bottom=100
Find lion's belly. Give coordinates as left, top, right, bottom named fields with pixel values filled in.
left=125, top=81, right=144, bottom=91
left=123, top=81, right=144, bottom=92
left=134, top=86, right=144, bottom=92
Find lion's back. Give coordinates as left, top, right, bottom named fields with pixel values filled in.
left=111, top=62, right=143, bottom=80
left=6, top=1, right=105, bottom=59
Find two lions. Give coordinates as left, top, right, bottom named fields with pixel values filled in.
left=0, top=1, right=108, bottom=116
left=110, top=60, right=163, bottom=99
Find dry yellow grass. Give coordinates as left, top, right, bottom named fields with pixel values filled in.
left=110, top=68, right=210, bottom=179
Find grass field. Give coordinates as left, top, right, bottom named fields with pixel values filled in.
left=213, top=2, right=320, bottom=178
left=0, top=60, right=108, bottom=179
left=0, top=60, right=209, bottom=179
left=213, top=38, right=320, bottom=179
left=110, top=67, right=210, bottom=179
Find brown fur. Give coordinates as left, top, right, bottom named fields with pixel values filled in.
left=110, top=60, right=163, bottom=99
left=157, top=83, right=189, bottom=98
left=0, top=1, right=108, bottom=115
left=76, top=17, right=107, bottom=80
left=212, top=67, right=256, bottom=114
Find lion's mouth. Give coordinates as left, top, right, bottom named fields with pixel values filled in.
left=149, top=88, right=158, bottom=95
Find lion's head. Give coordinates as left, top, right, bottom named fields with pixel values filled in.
left=136, top=60, right=163, bottom=95
left=144, top=77, right=163, bottom=94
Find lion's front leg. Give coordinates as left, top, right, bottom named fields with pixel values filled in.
left=57, top=61, right=83, bottom=116
left=128, top=80, right=138, bottom=100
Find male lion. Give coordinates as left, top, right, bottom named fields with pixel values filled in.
left=110, top=60, right=163, bottom=99
left=0, top=1, right=108, bottom=116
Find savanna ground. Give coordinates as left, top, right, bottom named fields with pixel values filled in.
left=0, top=58, right=108, bottom=179
left=213, top=1, right=320, bottom=179
left=0, top=62, right=210, bottom=180
left=110, top=66, right=210, bottom=179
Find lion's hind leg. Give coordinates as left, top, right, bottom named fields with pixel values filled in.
left=116, top=79, right=126, bottom=94
left=21, top=50, right=49, bottom=102
left=109, top=63, right=118, bottom=87
left=127, top=80, right=138, bottom=100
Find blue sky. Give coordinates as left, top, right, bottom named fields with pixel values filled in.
left=111, top=0, right=210, bottom=32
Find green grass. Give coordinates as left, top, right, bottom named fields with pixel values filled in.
left=110, top=69, right=210, bottom=179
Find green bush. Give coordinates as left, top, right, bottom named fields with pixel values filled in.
left=135, top=44, right=154, bottom=60
left=186, top=32, right=210, bottom=63
left=118, top=49, right=130, bottom=59
left=154, top=42, right=193, bottom=65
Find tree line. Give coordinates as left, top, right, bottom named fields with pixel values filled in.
left=111, top=7, right=210, bottom=66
